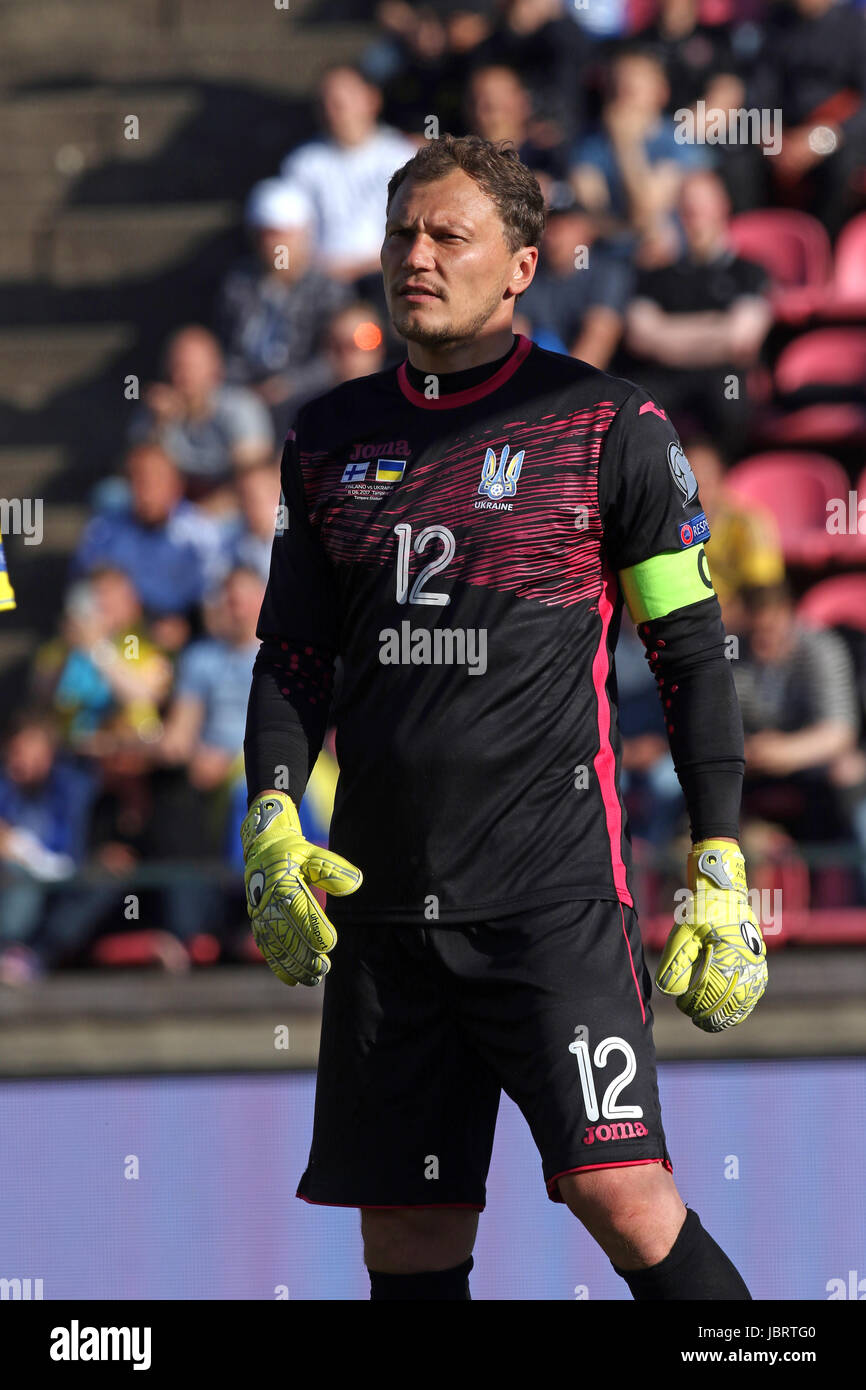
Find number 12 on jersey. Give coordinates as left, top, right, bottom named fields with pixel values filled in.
left=394, top=523, right=456, bottom=606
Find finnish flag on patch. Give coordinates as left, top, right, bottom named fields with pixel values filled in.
left=375, top=459, right=406, bottom=483
left=342, top=461, right=369, bottom=483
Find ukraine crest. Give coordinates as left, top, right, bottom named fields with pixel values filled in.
left=478, top=444, right=525, bottom=501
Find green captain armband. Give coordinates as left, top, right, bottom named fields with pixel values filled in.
left=618, top=546, right=715, bottom=623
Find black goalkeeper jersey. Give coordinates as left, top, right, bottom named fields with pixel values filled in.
left=254, top=333, right=712, bottom=921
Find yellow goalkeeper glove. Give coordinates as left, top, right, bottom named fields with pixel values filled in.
left=655, top=839, right=768, bottom=1032
left=240, top=790, right=362, bottom=987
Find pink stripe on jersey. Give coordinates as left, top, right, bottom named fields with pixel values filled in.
left=592, top=567, right=632, bottom=907
left=299, top=403, right=618, bottom=610
left=619, top=900, right=645, bottom=1024
left=396, top=333, right=533, bottom=409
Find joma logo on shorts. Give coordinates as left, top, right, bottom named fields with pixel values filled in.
left=582, top=1121, right=648, bottom=1145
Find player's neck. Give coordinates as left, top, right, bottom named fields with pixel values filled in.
left=406, top=329, right=516, bottom=377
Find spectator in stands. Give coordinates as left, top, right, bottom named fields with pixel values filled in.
left=464, top=65, right=570, bottom=196
left=442, top=0, right=497, bottom=58
left=71, top=443, right=226, bottom=651
left=641, top=0, right=741, bottom=114
left=514, top=186, right=633, bottom=368
left=734, top=581, right=866, bottom=859
left=468, top=0, right=592, bottom=149
left=760, top=0, right=866, bottom=234
left=569, top=46, right=709, bottom=244
left=0, top=711, right=95, bottom=984
left=639, top=0, right=769, bottom=210
left=371, top=4, right=466, bottom=139
left=685, top=436, right=785, bottom=631
left=215, top=179, right=351, bottom=418
left=621, top=170, right=771, bottom=453
left=157, top=567, right=265, bottom=799
left=129, top=326, right=274, bottom=505
left=32, top=569, right=171, bottom=755
left=273, top=300, right=389, bottom=437
left=280, top=64, right=417, bottom=285
left=226, top=459, right=283, bottom=584
left=126, top=566, right=266, bottom=945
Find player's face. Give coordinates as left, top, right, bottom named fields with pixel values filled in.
left=381, top=169, right=535, bottom=351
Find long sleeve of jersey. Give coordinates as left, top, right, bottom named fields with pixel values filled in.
left=244, top=414, right=340, bottom=807
left=599, top=386, right=745, bottom=841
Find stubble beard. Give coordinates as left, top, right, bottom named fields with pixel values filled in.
left=394, top=281, right=507, bottom=350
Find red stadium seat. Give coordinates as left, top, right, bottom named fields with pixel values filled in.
left=762, top=402, right=866, bottom=448
left=775, top=328, right=866, bottom=395
left=728, top=210, right=833, bottom=322
left=762, top=329, right=866, bottom=444
left=820, top=212, right=866, bottom=319
left=91, top=930, right=191, bottom=972
left=798, top=573, right=866, bottom=630
left=725, top=451, right=849, bottom=566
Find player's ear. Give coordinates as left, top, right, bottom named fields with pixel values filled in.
left=509, top=245, right=538, bottom=296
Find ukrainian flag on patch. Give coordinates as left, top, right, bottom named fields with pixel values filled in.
left=376, top=458, right=406, bottom=483
left=0, top=532, right=15, bottom=611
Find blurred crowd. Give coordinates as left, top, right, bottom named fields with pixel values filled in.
left=2, top=0, right=866, bottom=979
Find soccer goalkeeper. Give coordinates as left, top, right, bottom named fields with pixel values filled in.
left=242, top=134, right=766, bottom=1301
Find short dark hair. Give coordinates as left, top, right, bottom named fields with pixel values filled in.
left=317, top=62, right=378, bottom=98
left=2, top=707, right=60, bottom=748
left=386, top=134, right=545, bottom=255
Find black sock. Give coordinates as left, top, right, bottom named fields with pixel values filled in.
left=369, top=1256, right=473, bottom=1301
left=613, top=1208, right=751, bottom=1300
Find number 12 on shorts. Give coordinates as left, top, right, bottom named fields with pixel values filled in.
left=568, top=1034, right=643, bottom=1121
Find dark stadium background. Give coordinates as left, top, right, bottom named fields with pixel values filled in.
left=0, top=0, right=864, bottom=1300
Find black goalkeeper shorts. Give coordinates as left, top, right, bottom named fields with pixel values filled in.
left=296, top=899, right=672, bottom=1209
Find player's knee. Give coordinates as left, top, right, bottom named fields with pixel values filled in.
left=558, top=1162, right=681, bottom=1230
left=361, top=1207, right=478, bottom=1275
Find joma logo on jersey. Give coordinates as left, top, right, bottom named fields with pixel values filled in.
left=582, top=1121, right=648, bottom=1145
left=476, top=444, right=524, bottom=508
left=349, top=439, right=410, bottom=461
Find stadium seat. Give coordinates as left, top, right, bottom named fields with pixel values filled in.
left=728, top=209, right=833, bottom=322
left=774, top=328, right=866, bottom=396
left=761, top=402, right=866, bottom=448
left=820, top=212, right=866, bottom=319
left=760, top=330, right=866, bottom=445
left=91, top=930, right=191, bottom=972
left=725, top=451, right=849, bottom=566
left=798, top=573, right=866, bottom=629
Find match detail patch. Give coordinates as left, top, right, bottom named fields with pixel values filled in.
left=678, top=511, right=710, bottom=549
